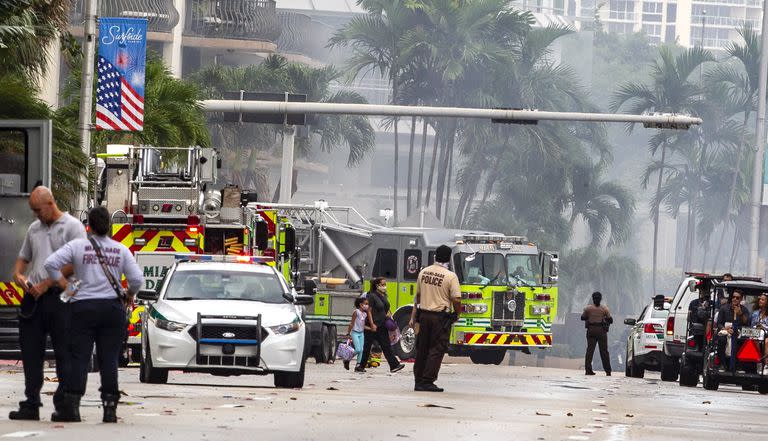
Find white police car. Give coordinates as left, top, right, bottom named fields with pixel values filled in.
left=138, top=255, right=313, bottom=388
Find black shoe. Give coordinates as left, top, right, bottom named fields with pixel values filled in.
left=606, top=371, right=612, bottom=376
left=51, top=393, right=81, bottom=423
left=585, top=371, right=596, bottom=376
left=390, top=364, right=405, bottom=373
left=343, top=360, right=350, bottom=370
left=9, top=405, right=39, bottom=421
left=414, top=383, right=444, bottom=392
left=354, top=366, right=366, bottom=373
left=102, top=394, right=119, bottom=423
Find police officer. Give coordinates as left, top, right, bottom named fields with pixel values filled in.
left=9, top=186, right=86, bottom=421
left=581, top=291, right=613, bottom=376
left=44, top=206, right=143, bottom=423
left=409, top=245, right=461, bottom=392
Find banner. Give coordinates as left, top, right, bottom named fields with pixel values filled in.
left=96, top=18, right=147, bottom=131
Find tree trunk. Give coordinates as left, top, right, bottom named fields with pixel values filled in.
left=454, top=170, right=480, bottom=227
left=416, top=119, right=429, bottom=210
left=435, top=120, right=456, bottom=220
left=406, top=116, right=417, bottom=217
left=730, top=227, right=741, bottom=271
left=424, top=128, right=440, bottom=208
left=444, top=132, right=455, bottom=224
left=712, top=110, right=749, bottom=272
left=684, top=198, right=696, bottom=272
left=652, top=141, right=668, bottom=294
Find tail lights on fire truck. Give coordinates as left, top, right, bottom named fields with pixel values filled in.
left=461, top=304, right=487, bottom=314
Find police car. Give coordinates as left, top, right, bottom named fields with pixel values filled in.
left=137, top=255, right=313, bottom=388
left=624, top=296, right=670, bottom=378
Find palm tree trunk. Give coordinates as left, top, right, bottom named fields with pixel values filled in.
left=436, top=120, right=456, bottom=220
left=444, top=133, right=455, bottom=224
left=685, top=199, right=696, bottom=272
left=730, top=227, right=741, bottom=271
left=712, top=110, right=749, bottom=272
left=424, top=128, right=440, bottom=208
left=416, top=119, right=429, bottom=209
left=455, top=172, right=480, bottom=227
left=652, top=141, right=667, bottom=294
left=406, top=115, right=417, bottom=217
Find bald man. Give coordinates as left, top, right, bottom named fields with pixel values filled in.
left=10, top=187, right=86, bottom=422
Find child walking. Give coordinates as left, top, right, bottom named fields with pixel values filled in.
left=345, top=297, right=370, bottom=370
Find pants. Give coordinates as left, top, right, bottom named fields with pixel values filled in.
left=585, top=326, right=611, bottom=373
left=413, top=310, right=449, bottom=385
left=350, top=330, right=364, bottom=364
left=360, top=326, right=400, bottom=370
left=67, top=299, right=126, bottom=400
left=18, top=289, right=69, bottom=409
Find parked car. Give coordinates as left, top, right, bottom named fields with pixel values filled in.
left=624, top=295, right=670, bottom=378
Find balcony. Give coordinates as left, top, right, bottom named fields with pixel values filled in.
left=185, top=0, right=280, bottom=42
left=70, top=0, right=180, bottom=33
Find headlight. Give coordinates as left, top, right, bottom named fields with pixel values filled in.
left=155, top=318, right=187, bottom=332
left=270, top=316, right=302, bottom=335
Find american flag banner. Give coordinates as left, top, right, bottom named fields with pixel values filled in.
left=96, top=18, right=147, bottom=131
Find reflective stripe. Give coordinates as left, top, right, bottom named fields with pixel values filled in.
left=0, top=283, right=23, bottom=305
left=461, top=332, right=552, bottom=347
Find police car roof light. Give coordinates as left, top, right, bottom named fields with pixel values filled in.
left=174, top=254, right=274, bottom=264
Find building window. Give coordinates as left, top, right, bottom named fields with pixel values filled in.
left=608, top=0, right=635, bottom=20
left=667, top=3, right=677, bottom=21
left=607, top=22, right=635, bottom=34
left=665, top=25, right=677, bottom=43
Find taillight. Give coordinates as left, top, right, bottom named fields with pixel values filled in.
left=535, top=293, right=551, bottom=301
left=666, top=316, right=674, bottom=335
left=461, top=292, right=482, bottom=300
left=687, top=339, right=697, bottom=348
left=461, top=304, right=488, bottom=314
left=644, top=323, right=656, bottom=333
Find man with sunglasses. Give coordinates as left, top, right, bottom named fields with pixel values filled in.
left=716, top=289, right=750, bottom=363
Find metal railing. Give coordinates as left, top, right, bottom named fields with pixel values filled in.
left=184, top=0, right=280, bottom=42
left=70, top=0, right=180, bottom=32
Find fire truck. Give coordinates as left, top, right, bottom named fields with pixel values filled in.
left=93, top=144, right=261, bottom=364
left=250, top=202, right=559, bottom=365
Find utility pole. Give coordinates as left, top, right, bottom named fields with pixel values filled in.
left=76, top=0, right=97, bottom=215
left=748, top=1, right=768, bottom=276
left=278, top=125, right=296, bottom=203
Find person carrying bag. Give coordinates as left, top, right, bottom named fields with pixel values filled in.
left=44, top=207, right=143, bottom=423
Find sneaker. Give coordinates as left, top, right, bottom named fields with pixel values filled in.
left=390, top=364, right=405, bottom=373
left=414, top=383, right=444, bottom=392
left=343, top=360, right=350, bottom=370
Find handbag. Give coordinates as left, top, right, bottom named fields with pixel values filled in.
left=336, top=339, right=356, bottom=361
left=89, top=237, right=127, bottom=302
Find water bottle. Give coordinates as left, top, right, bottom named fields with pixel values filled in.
left=60, top=279, right=81, bottom=303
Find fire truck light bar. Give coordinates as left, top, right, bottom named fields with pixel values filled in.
left=174, top=254, right=274, bottom=264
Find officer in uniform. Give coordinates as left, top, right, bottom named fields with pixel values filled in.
left=581, top=291, right=613, bottom=376
left=9, top=187, right=86, bottom=421
left=44, top=206, right=143, bottom=423
left=409, top=245, right=461, bottom=392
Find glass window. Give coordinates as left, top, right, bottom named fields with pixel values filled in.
left=665, top=25, right=676, bottom=42
left=667, top=3, right=677, bottom=21
left=164, top=270, right=286, bottom=303
left=0, top=130, right=27, bottom=193
left=650, top=308, right=669, bottom=319
left=506, top=254, right=542, bottom=286
left=427, top=251, right=436, bottom=266
left=373, top=249, right=398, bottom=279
left=403, top=249, right=422, bottom=281
left=455, top=253, right=508, bottom=286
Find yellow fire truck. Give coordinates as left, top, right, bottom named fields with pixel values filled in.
left=250, top=202, right=559, bottom=365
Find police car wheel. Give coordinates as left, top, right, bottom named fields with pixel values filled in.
left=274, top=358, right=306, bottom=389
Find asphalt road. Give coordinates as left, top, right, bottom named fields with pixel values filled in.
left=0, top=360, right=767, bottom=440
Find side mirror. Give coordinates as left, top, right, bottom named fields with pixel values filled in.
left=303, top=279, right=317, bottom=297
left=293, top=294, right=314, bottom=306
left=549, top=256, right=559, bottom=278
left=284, top=225, right=296, bottom=254
left=691, top=323, right=706, bottom=336
left=137, top=289, right=159, bottom=302
left=624, top=318, right=637, bottom=326
left=255, top=219, right=269, bottom=251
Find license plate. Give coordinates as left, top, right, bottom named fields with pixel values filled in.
left=740, top=327, right=763, bottom=339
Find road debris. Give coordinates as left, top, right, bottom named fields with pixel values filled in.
left=535, top=411, right=551, bottom=416
left=418, top=403, right=454, bottom=410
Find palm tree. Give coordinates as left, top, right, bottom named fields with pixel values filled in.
left=706, top=25, right=759, bottom=272
left=0, top=0, right=71, bottom=80
left=612, top=46, right=712, bottom=291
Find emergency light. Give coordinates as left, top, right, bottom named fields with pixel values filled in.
left=174, top=254, right=273, bottom=264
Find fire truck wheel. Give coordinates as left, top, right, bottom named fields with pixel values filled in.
left=393, top=311, right=416, bottom=360
left=313, top=325, right=331, bottom=364
left=469, top=350, right=506, bottom=365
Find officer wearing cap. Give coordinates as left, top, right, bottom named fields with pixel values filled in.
left=409, top=245, right=461, bottom=392
left=9, top=186, right=86, bottom=422
left=581, top=291, right=613, bottom=376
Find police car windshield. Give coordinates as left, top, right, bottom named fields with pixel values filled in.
left=506, top=254, right=540, bottom=286
left=455, top=253, right=508, bottom=286
left=164, top=270, right=287, bottom=303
